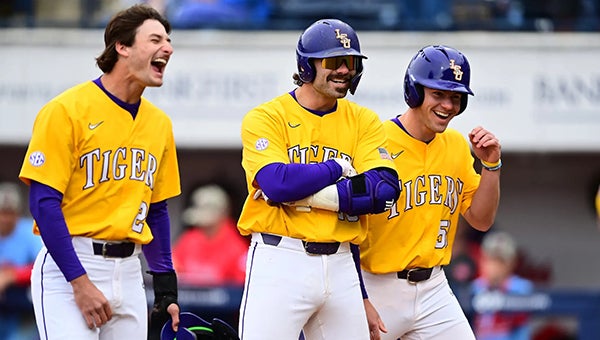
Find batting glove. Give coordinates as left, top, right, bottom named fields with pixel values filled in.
left=148, top=271, right=178, bottom=340
left=332, top=158, right=358, bottom=178
left=252, top=189, right=280, bottom=206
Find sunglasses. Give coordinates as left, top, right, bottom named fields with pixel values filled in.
left=321, top=56, right=359, bottom=71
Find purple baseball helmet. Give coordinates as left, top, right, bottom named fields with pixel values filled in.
left=296, top=18, right=367, bottom=94
left=404, top=45, right=474, bottom=114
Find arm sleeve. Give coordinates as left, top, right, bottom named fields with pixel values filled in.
left=255, top=159, right=342, bottom=203
left=142, top=200, right=174, bottom=273
left=29, top=181, right=86, bottom=282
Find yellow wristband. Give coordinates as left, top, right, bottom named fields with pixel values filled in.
left=481, top=159, right=502, bottom=171
left=481, top=159, right=501, bottom=168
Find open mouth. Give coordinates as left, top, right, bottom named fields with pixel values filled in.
left=433, top=110, right=450, bottom=119
left=151, top=58, right=167, bottom=74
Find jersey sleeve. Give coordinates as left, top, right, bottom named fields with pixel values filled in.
left=353, top=106, right=397, bottom=174
left=19, top=100, right=77, bottom=193
left=241, top=102, right=291, bottom=188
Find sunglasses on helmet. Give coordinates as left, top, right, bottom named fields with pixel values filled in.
left=321, top=56, right=358, bottom=71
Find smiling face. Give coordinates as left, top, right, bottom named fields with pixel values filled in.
left=412, top=86, right=463, bottom=140
left=119, top=19, right=173, bottom=88
left=311, top=57, right=356, bottom=99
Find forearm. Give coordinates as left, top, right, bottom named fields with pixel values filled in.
left=142, top=200, right=174, bottom=273
left=464, top=169, right=500, bottom=231
left=255, top=160, right=342, bottom=203
left=286, top=168, right=400, bottom=215
left=29, top=181, right=86, bottom=282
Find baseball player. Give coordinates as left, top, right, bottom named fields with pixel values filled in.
left=361, top=45, right=502, bottom=339
left=237, top=19, right=400, bottom=340
left=18, top=4, right=181, bottom=339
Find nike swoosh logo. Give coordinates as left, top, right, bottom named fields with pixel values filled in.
left=287, top=122, right=301, bottom=128
left=88, top=121, right=104, bottom=130
left=391, top=150, right=404, bottom=159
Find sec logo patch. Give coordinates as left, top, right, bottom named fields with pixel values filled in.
left=29, top=151, right=45, bottom=167
left=255, top=138, right=269, bottom=151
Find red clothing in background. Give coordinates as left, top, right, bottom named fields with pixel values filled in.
left=172, top=219, right=248, bottom=286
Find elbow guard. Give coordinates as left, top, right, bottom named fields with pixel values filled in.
left=336, top=168, right=400, bottom=216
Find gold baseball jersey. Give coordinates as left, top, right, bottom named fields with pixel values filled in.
left=238, top=93, right=396, bottom=244
left=19, top=81, right=181, bottom=243
left=361, top=120, right=480, bottom=273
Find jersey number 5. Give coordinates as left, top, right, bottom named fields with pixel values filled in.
left=435, top=220, right=450, bottom=249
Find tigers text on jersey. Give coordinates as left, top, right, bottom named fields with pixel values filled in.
left=19, top=81, right=181, bottom=243
left=361, top=121, right=480, bottom=273
left=238, top=93, right=396, bottom=244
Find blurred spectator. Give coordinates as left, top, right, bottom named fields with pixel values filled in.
left=446, top=220, right=483, bottom=319
left=471, top=230, right=534, bottom=340
left=0, top=182, right=42, bottom=340
left=532, top=322, right=577, bottom=340
left=521, top=0, right=583, bottom=30
left=163, top=0, right=272, bottom=29
left=487, top=0, right=524, bottom=30
left=397, top=0, right=453, bottom=30
left=172, top=184, right=248, bottom=287
left=0, top=0, right=34, bottom=27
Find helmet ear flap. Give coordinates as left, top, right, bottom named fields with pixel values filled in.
left=349, top=61, right=364, bottom=95
left=297, top=54, right=315, bottom=83
left=404, top=73, right=424, bottom=108
left=458, top=95, right=469, bottom=114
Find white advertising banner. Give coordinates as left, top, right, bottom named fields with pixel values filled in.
left=2, top=29, right=599, bottom=151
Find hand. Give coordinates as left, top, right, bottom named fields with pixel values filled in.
left=468, top=126, right=501, bottom=164
left=364, top=299, right=387, bottom=340
left=253, top=189, right=279, bottom=206
left=253, top=189, right=268, bottom=201
left=166, top=303, right=180, bottom=332
left=71, top=274, right=112, bottom=329
left=332, top=158, right=358, bottom=178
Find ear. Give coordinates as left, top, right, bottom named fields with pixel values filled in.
left=115, top=41, right=129, bottom=57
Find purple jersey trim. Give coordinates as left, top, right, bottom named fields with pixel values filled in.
left=391, top=116, right=408, bottom=133
left=289, top=90, right=337, bottom=117
left=142, top=200, right=175, bottom=273
left=255, top=159, right=342, bottom=203
left=29, top=181, right=86, bottom=282
left=392, top=115, right=431, bottom=143
left=93, top=77, right=141, bottom=118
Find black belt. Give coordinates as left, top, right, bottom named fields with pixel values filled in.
left=261, top=233, right=340, bottom=255
left=92, top=241, right=135, bottom=258
left=397, top=267, right=435, bottom=283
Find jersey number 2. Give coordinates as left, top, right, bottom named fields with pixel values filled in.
left=132, top=201, right=149, bottom=233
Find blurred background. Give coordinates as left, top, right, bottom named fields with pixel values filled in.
left=1, top=0, right=599, bottom=339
